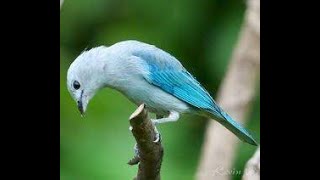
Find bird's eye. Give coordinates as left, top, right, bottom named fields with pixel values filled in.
left=73, top=81, right=81, bottom=90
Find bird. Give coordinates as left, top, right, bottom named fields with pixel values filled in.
left=67, top=40, right=258, bottom=146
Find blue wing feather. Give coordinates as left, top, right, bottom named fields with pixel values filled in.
left=151, top=70, right=219, bottom=112
left=133, top=49, right=222, bottom=117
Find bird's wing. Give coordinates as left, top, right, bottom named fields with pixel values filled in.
left=132, top=49, right=223, bottom=116
left=130, top=45, right=257, bottom=146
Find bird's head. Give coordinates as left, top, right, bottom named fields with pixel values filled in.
left=67, top=46, right=108, bottom=116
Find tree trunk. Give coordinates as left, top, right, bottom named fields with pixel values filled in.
left=196, top=0, right=260, bottom=179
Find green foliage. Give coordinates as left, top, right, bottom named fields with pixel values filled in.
left=60, top=0, right=259, bottom=179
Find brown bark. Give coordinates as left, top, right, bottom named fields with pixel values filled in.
left=128, top=104, right=164, bottom=180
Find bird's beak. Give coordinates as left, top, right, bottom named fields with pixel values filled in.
left=77, top=100, right=84, bottom=116
left=77, top=90, right=86, bottom=116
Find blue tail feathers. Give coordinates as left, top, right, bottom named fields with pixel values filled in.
left=207, top=109, right=258, bottom=146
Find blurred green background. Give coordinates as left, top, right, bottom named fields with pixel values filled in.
left=60, top=0, right=260, bottom=179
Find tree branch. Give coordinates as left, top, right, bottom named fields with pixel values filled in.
left=128, top=104, right=164, bottom=180
left=196, top=0, right=260, bottom=179
left=242, top=147, right=260, bottom=180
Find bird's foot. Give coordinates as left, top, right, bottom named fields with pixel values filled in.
left=153, top=130, right=161, bottom=143
left=128, top=128, right=143, bottom=157
left=134, top=143, right=139, bottom=157
left=128, top=143, right=140, bottom=165
left=151, top=120, right=161, bottom=143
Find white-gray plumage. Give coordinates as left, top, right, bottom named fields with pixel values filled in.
left=67, top=40, right=258, bottom=145
left=67, top=41, right=190, bottom=117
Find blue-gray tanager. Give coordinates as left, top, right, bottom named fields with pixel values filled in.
left=67, top=40, right=257, bottom=146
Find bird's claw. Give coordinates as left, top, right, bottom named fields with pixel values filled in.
left=133, top=143, right=140, bottom=157
left=153, top=131, right=161, bottom=143
left=128, top=143, right=140, bottom=165
left=151, top=120, right=161, bottom=143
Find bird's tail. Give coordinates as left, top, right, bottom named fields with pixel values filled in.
left=206, top=110, right=258, bottom=146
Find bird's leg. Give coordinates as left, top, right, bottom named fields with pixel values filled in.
left=152, top=111, right=180, bottom=124
left=151, top=111, right=180, bottom=142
